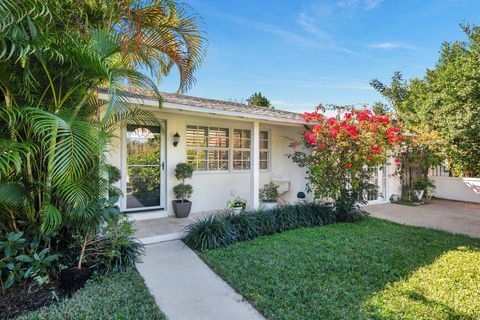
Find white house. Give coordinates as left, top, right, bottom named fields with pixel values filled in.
left=101, top=91, right=401, bottom=220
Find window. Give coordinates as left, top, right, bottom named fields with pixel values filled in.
left=186, top=125, right=229, bottom=171
left=186, top=125, right=270, bottom=172
left=259, top=131, right=269, bottom=170
left=233, top=129, right=251, bottom=170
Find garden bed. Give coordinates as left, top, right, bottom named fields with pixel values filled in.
left=9, top=269, right=165, bottom=320
left=200, top=218, right=480, bottom=319
left=1, top=268, right=93, bottom=319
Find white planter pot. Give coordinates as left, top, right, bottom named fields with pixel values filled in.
left=232, top=207, right=243, bottom=215
left=262, top=202, right=277, bottom=210
left=414, top=190, right=424, bottom=200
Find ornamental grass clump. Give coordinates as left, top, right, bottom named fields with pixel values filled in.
left=184, top=203, right=336, bottom=251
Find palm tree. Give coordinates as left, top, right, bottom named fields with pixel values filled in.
left=0, top=0, right=207, bottom=261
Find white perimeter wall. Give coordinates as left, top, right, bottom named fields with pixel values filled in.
left=106, top=108, right=310, bottom=217
left=430, top=176, right=480, bottom=203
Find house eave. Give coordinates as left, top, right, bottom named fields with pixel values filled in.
left=98, top=92, right=305, bottom=126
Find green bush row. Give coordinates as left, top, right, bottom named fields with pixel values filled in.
left=184, top=203, right=340, bottom=251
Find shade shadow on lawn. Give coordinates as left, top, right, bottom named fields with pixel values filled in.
left=200, top=217, right=480, bottom=320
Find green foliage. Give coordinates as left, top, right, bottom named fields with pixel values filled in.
left=173, top=163, right=194, bottom=200
left=259, top=182, right=279, bottom=202
left=201, top=218, right=480, bottom=320
left=412, top=176, right=435, bottom=191
left=247, top=92, right=273, bottom=108
left=173, top=184, right=193, bottom=200
left=372, top=25, right=480, bottom=176
left=0, top=232, right=58, bottom=292
left=0, top=0, right=206, bottom=292
left=184, top=215, right=238, bottom=251
left=227, top=196, right=248, bottom=210
left=174, top=162, right=194, bottom=181
left=184, top=203, right=337, bottom=251
left=16, top=269, right=166, bottom=320
left=82, top=217, right=144, bottom=273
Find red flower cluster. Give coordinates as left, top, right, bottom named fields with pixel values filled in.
left=370, top=145, right=382, bottom=154
left=386, top=127, right=403, bottom=143
left=303, top=132, right=316, bottom=145
left=302, top=111, right=324, bottom=123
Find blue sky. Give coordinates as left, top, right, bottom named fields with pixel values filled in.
left=159, top=0, right=480, bottom=113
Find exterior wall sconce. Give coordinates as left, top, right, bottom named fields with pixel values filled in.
left=173, top=132, right=180, bottom=147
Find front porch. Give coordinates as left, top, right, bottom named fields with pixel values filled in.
left=134, top=210, right=219, bottom=244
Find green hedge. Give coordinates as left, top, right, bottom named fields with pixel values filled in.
left=15, top=269, right=165, bottom=320
left=184, top=203, right=338, bottom=251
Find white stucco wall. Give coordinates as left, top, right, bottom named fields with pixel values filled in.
left=106, top=107, right=311, bottom=218
left=430, top=176, right=480, bottom=203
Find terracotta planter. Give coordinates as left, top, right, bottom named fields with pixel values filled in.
left=172, top=200, right=192, bottom=218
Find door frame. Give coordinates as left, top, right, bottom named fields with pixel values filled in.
left=367, top=165, right=388, bottom=205
left=120, top=120, right=167, bottom=212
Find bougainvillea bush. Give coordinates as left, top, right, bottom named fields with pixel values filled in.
left=289, top=105, right=403, bottom=220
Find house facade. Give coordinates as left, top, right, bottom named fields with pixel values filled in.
left=101, top=92, right=401, bottom=220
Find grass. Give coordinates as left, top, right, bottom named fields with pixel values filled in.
left=200, top=217, right=480, bottom=320
left=15, top=269, right=165, bottom=320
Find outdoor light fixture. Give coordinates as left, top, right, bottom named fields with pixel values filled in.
left=173, top=132, right=180, bottom=147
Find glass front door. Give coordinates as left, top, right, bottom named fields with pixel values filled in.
left=125, top=124, right=164, bottom=210
left=366, top=166, right=387, bottom=204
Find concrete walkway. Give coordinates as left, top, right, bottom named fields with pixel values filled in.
left=365, top=199, right=480, bottom=238
left=137, top=240, right=265, bottom=320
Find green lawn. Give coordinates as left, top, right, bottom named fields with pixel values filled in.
left=200, top=218, right=480, bottom=320
left=16, top=269, right=165, bottom=320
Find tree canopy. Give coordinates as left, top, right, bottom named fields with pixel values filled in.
left=247, top=92, right=273, bottom=108
left=371, top=25, right=480, bottom=177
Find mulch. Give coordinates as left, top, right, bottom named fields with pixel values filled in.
left=0, top=268, right=93, bottom=319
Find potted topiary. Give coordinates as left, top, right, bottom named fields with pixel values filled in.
left=227, top=197, right=248, bottom=214
left=412, top=176, right=434, bottom=201
left=259, top=182, right=279, bottom=210
left=172, top=163, right=194, bottom=218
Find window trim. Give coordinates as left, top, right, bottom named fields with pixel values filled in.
left=186, top=123, right=271, bottom=173
left=259, top=130, right=270, bottom=171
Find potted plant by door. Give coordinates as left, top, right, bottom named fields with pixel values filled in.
left=172, top=163, right=194, bottom=218
left=259, top=182, right=279, bottom=210
left=412, top=176, right=434, bottom=201
left=227, top=197, right=248, bottom=214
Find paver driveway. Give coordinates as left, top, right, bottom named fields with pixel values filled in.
left=365, top=199, right=480, bottom=238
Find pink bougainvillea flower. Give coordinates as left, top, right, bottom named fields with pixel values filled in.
left=345, top=112, right=352, bottom=119
left=395, top=158, right=401, bottom=164
left=327, top=127, right=340, bottom=138
left=306, top=134, right=316, bottom=145
left=326, top=117, right=336, bottom=126
left=290, top=141, right=298, bottom=151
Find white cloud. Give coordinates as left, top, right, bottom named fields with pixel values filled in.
left=368, top=42, right=417, bottom=50
left=364, top=0, right=384, bottom=10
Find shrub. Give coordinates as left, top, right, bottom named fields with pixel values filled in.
left=222, top=212, right=260, bottom=241
left=84, top=217, right=144, bottom=273
left=173, top=163, right=194, bottom=201
left=259, top=182, right=279, bottom=203
left=0, top=232, right=58, bottom=292
left=183, top=215, right=238, bottom=251
left=184, top=203, right=338, bottom=251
